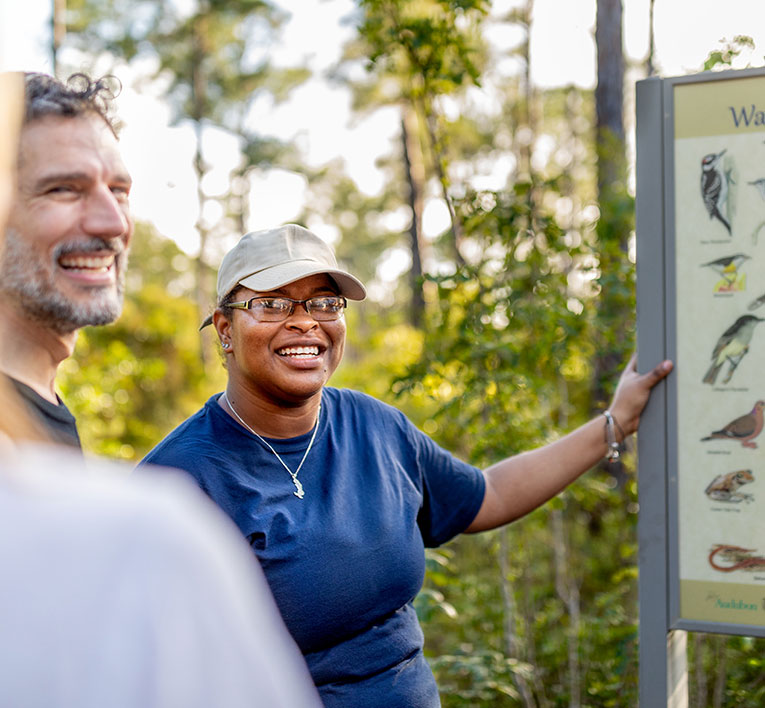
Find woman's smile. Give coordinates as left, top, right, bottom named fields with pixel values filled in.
left=223, top=274, right=346, bottom=406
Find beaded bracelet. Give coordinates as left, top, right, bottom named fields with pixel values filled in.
left=602, top=410, right=625, bottom=462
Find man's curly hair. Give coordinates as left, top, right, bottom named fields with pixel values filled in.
left=23, top=72, right=122, bottom=136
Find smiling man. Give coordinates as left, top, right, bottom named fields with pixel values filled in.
left=0, top=73, right=133, bottom=447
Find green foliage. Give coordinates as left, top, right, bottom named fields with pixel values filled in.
left=327, top=6, right=649, bottom=704
left=296, top=161, right=406, bottom=289
left=58, top=223, right=225, bottom=460
left=382, top=178, right=646, bottom=705
left=396, top=182, right=594, bottom=462
left=430, top=650, right=527, bottom=704
left=63, top=0, right=309, bottom=174
left=356, top=0, right=489, bottom=96
left=689, top=633, right=765, bottom=707
left=703, top=35, right=756, bottom=72
left=592, top=126, right=635, bottom=406
left=65, top=0, right=299, bottom=128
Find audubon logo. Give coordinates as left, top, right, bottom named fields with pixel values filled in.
left=706, top=592, right=759, bottom=611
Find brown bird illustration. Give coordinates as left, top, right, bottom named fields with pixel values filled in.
left=701, top=400, right=765, bottom=448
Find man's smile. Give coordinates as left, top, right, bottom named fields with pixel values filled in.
left=58, top=252, right=116, bottom=274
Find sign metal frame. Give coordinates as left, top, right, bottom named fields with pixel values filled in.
left=637, top=66, right=765, bottom=706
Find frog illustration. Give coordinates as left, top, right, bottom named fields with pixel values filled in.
left=704, top=469, right=754, bottom=503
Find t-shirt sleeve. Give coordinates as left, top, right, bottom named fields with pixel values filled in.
left=406, top=422, right=486, bottom=547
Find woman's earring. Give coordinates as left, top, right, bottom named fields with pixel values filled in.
left=221, top=342, right=231, bottom=350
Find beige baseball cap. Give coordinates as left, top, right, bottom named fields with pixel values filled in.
left=200, top=224, right=366, bottom=329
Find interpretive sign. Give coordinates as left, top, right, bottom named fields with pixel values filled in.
left=636, top=66, right=765, bottom=706
left=674, top=73, right=765, bottom=628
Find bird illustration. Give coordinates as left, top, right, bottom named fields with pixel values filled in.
left=701, top=400, right=765, bottom=448
left=749, top=291, right=765, bottom=311
left=749, top=178, right=765, bottom=201
left=701, top=149, right=732, bottom=235
left=700, top=253, right=749, bottom=291
left=702, top=314, right=764, bottom=385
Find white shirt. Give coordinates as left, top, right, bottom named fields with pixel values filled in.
left=0, top=444, right=321, bottom=708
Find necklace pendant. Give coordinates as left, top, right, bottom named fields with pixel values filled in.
left=222, top=393, right=317, bottom=502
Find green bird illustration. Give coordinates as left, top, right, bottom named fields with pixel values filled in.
left=703, top=314, right=764, bottom=385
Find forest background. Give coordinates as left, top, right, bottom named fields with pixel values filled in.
left=8, top=0, right=765, bottom=705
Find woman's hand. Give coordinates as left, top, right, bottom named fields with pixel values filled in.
left=609, top=354, right=673, bottom=437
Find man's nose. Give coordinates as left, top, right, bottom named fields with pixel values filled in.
left=82, top=185, right=131, bottom=239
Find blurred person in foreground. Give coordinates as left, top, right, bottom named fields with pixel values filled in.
left=0, top=73, right=321, bottom=707
left=0, top=72, right=133, bottom=448
left=141, top=223, right=674, bottom=708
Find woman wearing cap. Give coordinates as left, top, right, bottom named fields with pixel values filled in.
left=141, top=223, right=672, bottom=708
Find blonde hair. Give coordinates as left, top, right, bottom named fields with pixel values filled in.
left=0, top=71, right=46, bottom=443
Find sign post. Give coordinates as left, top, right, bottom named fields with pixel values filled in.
left=636, top=67, right=765, bottom=707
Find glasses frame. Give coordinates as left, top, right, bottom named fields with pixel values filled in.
left=227, top=295, right=348, bottom=322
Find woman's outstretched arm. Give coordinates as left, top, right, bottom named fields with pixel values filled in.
left=465, top=356, right=673, bottom=533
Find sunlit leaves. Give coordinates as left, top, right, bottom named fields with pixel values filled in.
left=58, top=223, right=225, bottom=460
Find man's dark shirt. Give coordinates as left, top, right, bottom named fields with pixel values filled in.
left=9, top=377, right=82, bottom=449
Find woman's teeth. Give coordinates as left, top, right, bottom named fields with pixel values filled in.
left=278, top=346, right=319, bottom=358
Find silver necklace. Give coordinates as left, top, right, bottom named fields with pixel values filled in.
left=221, top=392, right=320, bottom=500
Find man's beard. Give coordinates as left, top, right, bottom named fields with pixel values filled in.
left=0, top=228, right=128, bottom=334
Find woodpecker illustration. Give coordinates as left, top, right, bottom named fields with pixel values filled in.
left=702, top=314, right=764, bottom=385
left=701, top=149, right=732, bottom=235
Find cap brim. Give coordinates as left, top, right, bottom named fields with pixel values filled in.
left=238, top=262, right=366, bottom=301
left=199, top=264, right=366, bottom=330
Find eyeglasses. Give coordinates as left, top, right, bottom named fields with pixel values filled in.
left=227, top=295, right=347, bottom=322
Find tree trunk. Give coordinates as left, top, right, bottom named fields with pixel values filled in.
left=692, top=633, right=707, bottom=707
left=51, top=0, right=66, bottom=75
left=595, top=0, right=625, bottom=194
left=401, top=108, right=425, bottom=328
left=191, top=16, right=214, bottom=366
left=645, top=0, right=656, bottom=77
left=519, top=0, right=535, bottom=180
left=711, top=635, right=727, bottom=708
left=499, top=528, right=537, bottom=708
left=514, top=0, right=540, bottom=249
left=420, top=96, right=465, bottom=266
left=552, top=507, right=582, bottom=708
left=193, top=126, right=214, bottom=365
left=593, top=0, right=630, bottom=485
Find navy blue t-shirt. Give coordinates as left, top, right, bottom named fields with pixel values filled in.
left=141, top=387, right=485, bottom=707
